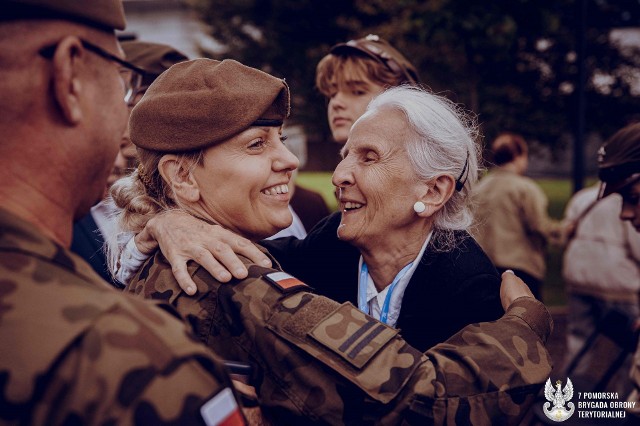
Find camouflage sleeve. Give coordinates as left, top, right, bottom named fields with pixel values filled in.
left=406, top=296, right=553, bottom=425
left=199, top=265, right=553, bottom=425
left=29, top=302, right=243, bottom=426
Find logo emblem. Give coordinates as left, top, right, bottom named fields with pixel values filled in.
left=543, top=377, right=575, bottom=422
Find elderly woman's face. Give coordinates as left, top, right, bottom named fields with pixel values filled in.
left=332, top=109, right=425, bottom=248
left=192, top=126, right=299, bottom=240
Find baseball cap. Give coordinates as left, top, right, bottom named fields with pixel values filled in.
left=330, top=34, right=420, bottom=85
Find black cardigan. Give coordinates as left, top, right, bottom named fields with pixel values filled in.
left=263, top=212, right=502, bottom=352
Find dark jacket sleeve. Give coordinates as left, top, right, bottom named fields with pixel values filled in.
left=261, top=212, right=360, bottom=303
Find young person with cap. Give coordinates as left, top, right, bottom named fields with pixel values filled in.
left=71, top=40, right=189, bottom=286
left=316, top=34, right=420, bottom=144
left=110, top=57, right=553, bottom=424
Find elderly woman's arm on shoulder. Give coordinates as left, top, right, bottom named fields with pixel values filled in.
left=117, top=210, right=272, bottom=294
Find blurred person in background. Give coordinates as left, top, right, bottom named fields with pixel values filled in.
left=562, top=180, right=640, bottom=396
left=474, top=132, right=563, bottom=300
left=71, top=40, right=188, bottom=286
left=593, top=123, right=640, bottom=412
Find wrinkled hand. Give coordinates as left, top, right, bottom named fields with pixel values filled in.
left=139, top=211, right=272, bottom=295
left=500, top=270, right=535, bottom=311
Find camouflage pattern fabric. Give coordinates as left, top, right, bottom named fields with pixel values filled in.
left=128, top=247, right=554, bottom=425
left=0, top=208, right=244, bottom=425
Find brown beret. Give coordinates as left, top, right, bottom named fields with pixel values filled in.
left=1, top=0, right=126, bottom=31
left=130, top=58, right=290, bottom=153
left=122, top=41, right=189, bottom=86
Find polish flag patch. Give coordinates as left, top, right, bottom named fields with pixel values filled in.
left=200, top=387, right=244, bottom=426
left=264, top=271, right=308, bottom=292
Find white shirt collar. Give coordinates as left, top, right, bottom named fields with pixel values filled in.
left=358, top=231, right=432, bottom=327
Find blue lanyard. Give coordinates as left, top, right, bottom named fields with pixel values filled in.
left=358, top=261, right=414, bottom=324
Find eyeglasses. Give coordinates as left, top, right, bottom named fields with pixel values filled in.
left=39, top=39, right=147, bottom=105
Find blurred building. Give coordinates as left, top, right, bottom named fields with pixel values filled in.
left=120, top=0, right=223, bottom=59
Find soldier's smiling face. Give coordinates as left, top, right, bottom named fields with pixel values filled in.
left=190, top=125, right=299, bottom=240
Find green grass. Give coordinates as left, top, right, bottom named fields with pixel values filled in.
left=296, top=172, right=339, bottom=212
left=297, top=172, right=584, bottom=307
left=537, top=179, right=573, bottom=307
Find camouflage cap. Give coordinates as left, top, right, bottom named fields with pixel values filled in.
left=598, top=122, right=640, bottom=197
left=121, top=41, right=189, bottom=87
left=1, top=0, right=126, bottom=31
left=130, top=58, right=290, bottom=152
left=330, top=34, right=420, bottom=85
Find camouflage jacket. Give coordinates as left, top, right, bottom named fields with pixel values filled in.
left=128, top=247, right=554, bottom=425
left=0, top=208, right=243, bottom=425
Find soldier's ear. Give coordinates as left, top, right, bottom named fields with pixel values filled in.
left=158, top=155, right=200, bottom=202
left=50, top=36, right=87, bottom=124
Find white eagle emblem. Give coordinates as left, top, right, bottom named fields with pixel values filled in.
left=543, top=377, right=575, bottom=422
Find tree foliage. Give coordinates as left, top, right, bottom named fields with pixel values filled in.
left=187, top=0, right=640, bottom=149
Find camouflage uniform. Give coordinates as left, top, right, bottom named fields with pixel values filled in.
left=0, top=208, right=244, bottom=425
left=128, top=246, right=554, bottom=425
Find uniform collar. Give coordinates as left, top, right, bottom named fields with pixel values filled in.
left=0, top=207, right=106, bottom=285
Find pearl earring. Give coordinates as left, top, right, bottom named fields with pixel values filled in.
left=413, top=201, right=426, bottom=214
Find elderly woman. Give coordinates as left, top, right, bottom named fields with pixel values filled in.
left=263, top=86, right=501, bottom=350
left=114, top=86, right=501, bottom=353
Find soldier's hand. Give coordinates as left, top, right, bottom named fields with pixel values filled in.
left=144, top=211, right=272, bottom=295
left=499, top=270, right=535, bottom=311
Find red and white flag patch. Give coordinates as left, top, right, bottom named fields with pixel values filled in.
left=264, top=271, right=308, bottom=292
left=200, top=387, right=245, bottom=426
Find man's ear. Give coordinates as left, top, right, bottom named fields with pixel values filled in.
left=51, top=36, right=86, bottom=124
left=416, top=175, right=456, bottom=217
left=158, top=155, right=200, bottom=202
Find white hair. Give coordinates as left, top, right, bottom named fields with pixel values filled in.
left=360, top=85, right=481, bottom=250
